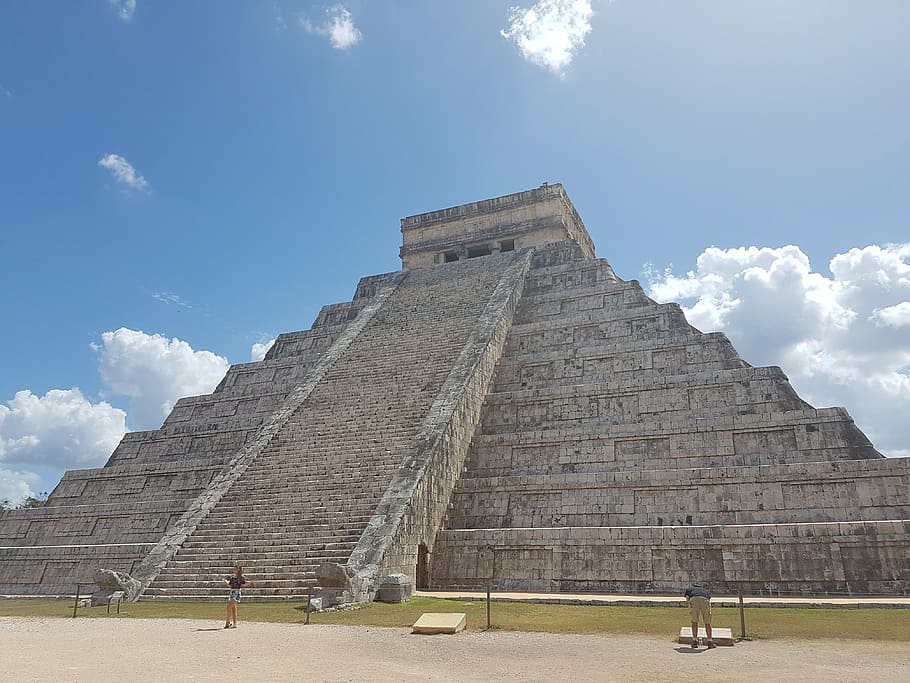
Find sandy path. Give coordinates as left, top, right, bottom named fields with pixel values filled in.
left=1, top=617, right=908, bottom=682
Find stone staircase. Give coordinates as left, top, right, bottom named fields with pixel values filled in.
left=0, top=277, right=384, bottom=595
left=143, top=253, right=523, bottom=600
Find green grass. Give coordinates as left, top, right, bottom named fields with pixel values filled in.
left=1, top=597, right=907, bottom=641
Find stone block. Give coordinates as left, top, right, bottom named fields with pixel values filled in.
left=376, top=573, right=412, bottom=603
left=412, top=612, right=466, bottom=634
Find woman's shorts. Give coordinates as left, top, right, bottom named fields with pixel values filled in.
left=228, top=590, right=242, bottom=602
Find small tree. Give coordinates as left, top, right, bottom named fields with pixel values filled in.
left=0, top=493, right=48, bottom=510
left=19, top=494, right=48, bottom=509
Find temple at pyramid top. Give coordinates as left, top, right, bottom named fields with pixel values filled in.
left=399, top=183, right=596, bottom=268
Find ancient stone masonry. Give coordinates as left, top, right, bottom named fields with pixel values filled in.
left=1, top=183, right=907, bottom=600
left=145, top=255, right=528, bottom=600
left=0, top=277, right=383, bottom=596
left=428, top=208, right=909, bottom=595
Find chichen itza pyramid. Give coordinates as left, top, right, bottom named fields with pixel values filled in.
left=1, top=184, right=908, bottom=602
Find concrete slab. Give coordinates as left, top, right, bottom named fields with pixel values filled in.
left=412, top=612, right=467, bottom=635
left=678, top=627, right=734, bottom=646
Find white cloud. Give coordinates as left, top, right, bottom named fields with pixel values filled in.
left=251, top=338, right=276, bottom=362
left=98, top=153, right=149, bottom=193
left=300, top=5, right=362, bottom=50
left=0, top=328, right=231, bottom=498
left=872, top=302, right=910, bottom=328
left=0, top=389, right=126, bottom=472
left=0, top=468, right=41, bottom=506
left=645, top=243, right=910, bottom=456
left=0, top=84, right=11, bottom=98
left=153, top=291, right=192, bottom=308
left=95, top=328, right=229, bottom=430
left=501, top=0, right=594, bottom=75
left=108, top=0, right=137, bottom=22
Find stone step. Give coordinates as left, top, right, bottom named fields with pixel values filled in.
left=152, top=574, right=323, bottom=586
left=184, top=530, right=362, bottom=542
left=215, top=488, right=388, bottom=500
left=178, top=543, right=357, bottom=556
left=186, top=524, right=366, bottom=537
left=144, top=583, right=319, bottom=594
left=479, top=402, right=808, bottom=435
left=172, top=540, right=356, bottom=552
left=494, top=331, right=739, bottom=367
left=197, top=510, right=376, bottom=523
left=142, top=587, right=318, bottom=600
left=519, top=279, right=639, bottom=304
left=157, top=557, right=346, bottom=572
left=155, top=564, right=340, bottom=579
left=485, top=367, right=788, bottom=403
left=471, top=407, right=853, bottom=445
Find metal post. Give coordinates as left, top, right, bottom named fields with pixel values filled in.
left=72, top=584, right=81, bottom=618
left=305, top=588, right=312, bottom=625
left=738, top=589, right=746, bottom=640
left=486, top=582, right=491, bottom=630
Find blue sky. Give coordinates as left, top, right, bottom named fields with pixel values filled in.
left=1, top=1, right=909, bottom=501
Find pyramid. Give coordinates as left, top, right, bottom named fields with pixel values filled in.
left=1, top=184, right=907, bottom=601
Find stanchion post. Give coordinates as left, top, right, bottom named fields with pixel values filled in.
left=486, top=582, right=491, bottom=630
left=72, top=584, right=81, bottom=618
left=738, top=589, right=746, bottom=640
left=305, top=587, right=312, bottom=625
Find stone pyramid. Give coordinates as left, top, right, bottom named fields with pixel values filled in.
left=1, top=184, right=907, bottom=601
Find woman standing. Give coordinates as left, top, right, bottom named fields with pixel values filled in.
left=223, top=564, right=253, bottom=628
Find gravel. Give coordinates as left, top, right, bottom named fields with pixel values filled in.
left=2, top=617, right=908, bottom=682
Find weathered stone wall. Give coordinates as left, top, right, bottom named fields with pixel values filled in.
left=0, top=501, right=187, bottom=545
left=431, top=521, right=910, bottom=595
left=400, top=185, right=595, bottom=267
left=447, top=458, right=910, bottom=528
left=467, top=409, right=878, bottom=476
left=0, top=544, right=152, bottom=597
left=429, top=238, right=908, bottom=595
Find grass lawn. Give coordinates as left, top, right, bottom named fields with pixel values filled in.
left=1, top=597, right=908, bottom=641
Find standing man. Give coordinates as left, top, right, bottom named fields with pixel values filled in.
left=685, top=583, right=716, bottom=648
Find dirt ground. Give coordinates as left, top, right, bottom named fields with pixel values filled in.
left=1, top=617, right=908, bottom=682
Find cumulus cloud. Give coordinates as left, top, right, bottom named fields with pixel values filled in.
left=872, top=302, right=910, bottom=328
left=251, top=338, right=276, bottom=362
left=0, top=328, right=232, bottom=499
left=0, top=468, right=40, bottom=506
left=98, top=153, right=149, bottom=193
left=94, top=328, right=229, bottom=430
left=108, top=0, right=137, bottom=22
left=501, top=0, right=594, bottom=75
left=300, top=5, right=362, bottom=50
left=645, top=243, right=910, bottom=456
left=0, top=389, right=126, bottom=472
